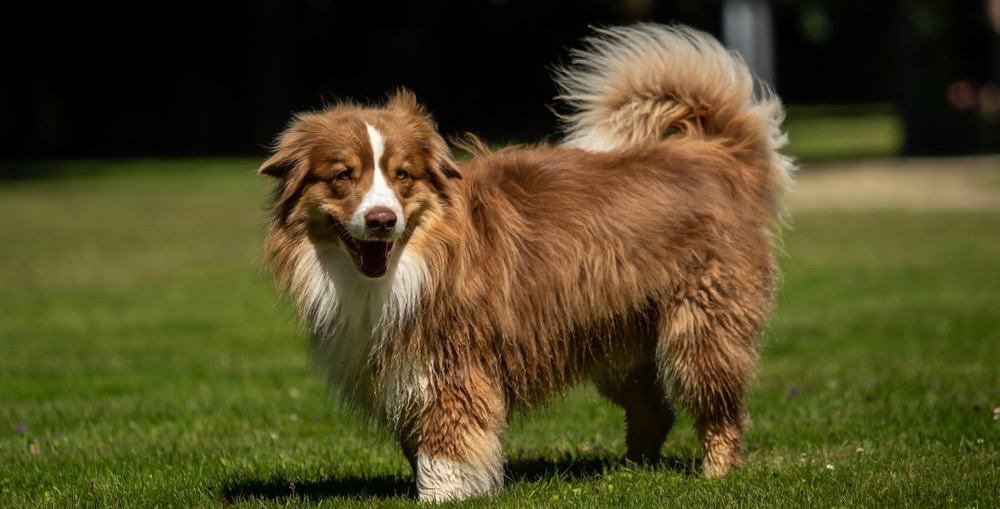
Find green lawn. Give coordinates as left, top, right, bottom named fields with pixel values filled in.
left=1, top=159, right=998, bottom=508
left=784, top=104, right=902, bottom=162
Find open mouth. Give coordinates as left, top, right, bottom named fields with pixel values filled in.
left=342, top=236, right=394, bottom=278
left=324, top=219, right=397, bottom=278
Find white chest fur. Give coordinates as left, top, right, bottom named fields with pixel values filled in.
left=289, top=242, right=429, bottom=422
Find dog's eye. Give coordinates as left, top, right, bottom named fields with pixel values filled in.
left=335, top=169, right=353, bottom=181
left=395, top=170, right=410, bottom=181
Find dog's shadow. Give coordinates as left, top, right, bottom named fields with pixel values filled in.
left=219, top=453, right=697, bottom=503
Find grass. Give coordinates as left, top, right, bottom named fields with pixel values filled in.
left=1, top=154, right=998, bottom=508
left=784, top=104, right=902, bottom=162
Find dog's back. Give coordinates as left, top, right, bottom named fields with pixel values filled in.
left=456, top=139, right=773, bottom=326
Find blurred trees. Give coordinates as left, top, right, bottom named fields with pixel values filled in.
left=892, top=0, right=1000, bottom=154
left=1, top=0, right=996, bottom=158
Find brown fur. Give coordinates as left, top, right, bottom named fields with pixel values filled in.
left=260, top=24, right=792, bottom=502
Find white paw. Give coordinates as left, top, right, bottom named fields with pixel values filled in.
left=416, top=454, right=503, bottom=503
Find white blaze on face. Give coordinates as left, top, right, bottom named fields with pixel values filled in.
left=349, top=123, right=405, bottom=238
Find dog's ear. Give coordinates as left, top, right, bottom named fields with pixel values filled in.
left=426, top=131, right=462, bottom=180
left=257, top=113, right=316, bottom=180
left=259, top=119, right=315, bottom=206
left=258, top=150, right=297, bottom=178
left=386, top=88, right=426, bottom=118
left=259, top=150, right=311, bottom=206
left=259, top=115, right=314, bottom=179
left=387, top=89, right=462, bottom=180
left=438, top=158, right=462, bottom=180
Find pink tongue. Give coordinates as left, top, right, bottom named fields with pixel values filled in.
left=358, top=241, right=390, bottom=274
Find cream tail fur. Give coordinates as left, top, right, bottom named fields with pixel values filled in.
left=554, top=23, right=795, bottom=211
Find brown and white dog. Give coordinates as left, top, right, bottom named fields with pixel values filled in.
left=259, top=24, right=793, bottom=502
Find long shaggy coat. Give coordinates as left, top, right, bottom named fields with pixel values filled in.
left=260, top=24, right=794, bottom=502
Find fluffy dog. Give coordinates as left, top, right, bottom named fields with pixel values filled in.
left=259, top=24, right=793, bottom=502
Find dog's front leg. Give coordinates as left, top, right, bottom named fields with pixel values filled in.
left=408, top=369, right=506, bottom=503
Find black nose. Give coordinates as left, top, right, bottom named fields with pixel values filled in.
left=364, top=206, right=397, bottom=231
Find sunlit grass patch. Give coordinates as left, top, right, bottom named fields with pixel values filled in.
left=1, top=160, right=997, bottom=508
left=784, top=103, right=903, bottom=162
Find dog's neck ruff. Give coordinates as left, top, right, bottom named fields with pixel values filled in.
left=289, top=241, right=426, bottom=413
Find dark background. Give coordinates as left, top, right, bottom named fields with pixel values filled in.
left=3, top=0, right=998, bottom=159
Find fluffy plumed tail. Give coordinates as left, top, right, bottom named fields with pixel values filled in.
left=555, top=23, right=795, bottom=207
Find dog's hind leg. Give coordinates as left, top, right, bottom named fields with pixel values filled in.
left=655, top=268, right=768, bottom=477
left=595, top=361, right=676, bottom=463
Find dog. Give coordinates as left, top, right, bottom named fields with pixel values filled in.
left=259, top=24, right=793, bottom=502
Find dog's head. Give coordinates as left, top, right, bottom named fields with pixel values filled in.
left=260, top=90, right=460, bottom=279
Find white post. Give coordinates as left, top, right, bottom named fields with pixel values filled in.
left=722, top=0, right=776, bottom=88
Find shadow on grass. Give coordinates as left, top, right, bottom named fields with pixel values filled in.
left=508, top=453, right=697, bottom=482
left=219, top=453, right=696, bottom=503
left=220, top=474, right=415, bottom=503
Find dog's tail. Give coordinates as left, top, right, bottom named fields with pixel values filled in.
left=554, top=23, right=794, bottom=209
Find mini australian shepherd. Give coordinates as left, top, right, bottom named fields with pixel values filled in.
left=259, top=24, right=793, bottom=502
